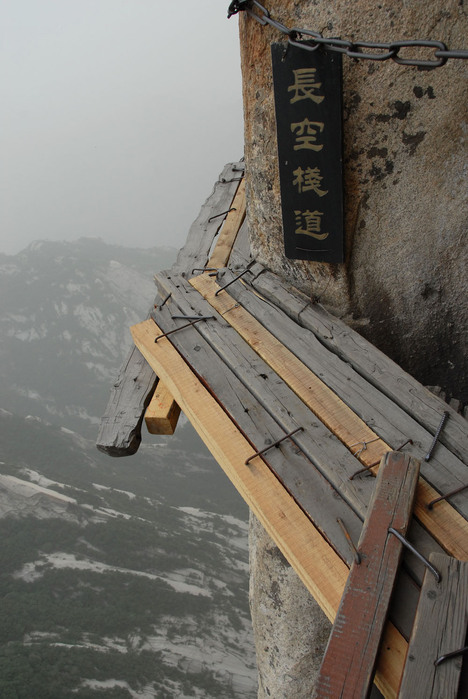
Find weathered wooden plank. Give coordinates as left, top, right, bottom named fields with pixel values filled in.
left=144, top=381, right=181, bottom=435
left=130, top=317, right=408, bottom=698
left=96, top=163, right=243, bottom=456
left=214, top=268, right=468, bottom=519
left=190, top=273, right=468, bottom=561
left=191, top=273, right=387, bottom=466
left=96, top=345, right=158, bottom=456
left=399, top=553, right=468, bottom=699
left=228, top=217, right=253, bottom=270
left=172, top=161, right=244, bottom=277
left=207, top=178, right=246, bottom=269
left=314, top=452, right=420, bottom=699
left=154, top=272, right=442, bottom=639
left=247, top=266, right=468, bottom=468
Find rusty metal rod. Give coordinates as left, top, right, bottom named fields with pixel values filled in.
left=427, top=483, right=468, bottom=510
left=154, top=318, right=207, bottom=343
left=245, top=427, right=304, bottom=465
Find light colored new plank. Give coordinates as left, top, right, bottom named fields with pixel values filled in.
left=144, top=381, right=181, bottom=435
left=130, top=318, right=407, bottom=698
left=190, top=273, right=468, bottom=562
left=208, top=178, right=246, bottom=269
left=399, top=553, right=468, bottom=699
left=314, top=452, right=420, bottom=698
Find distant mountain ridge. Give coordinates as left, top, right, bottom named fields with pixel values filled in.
left=0, top=237, right=175, bottom=435
left=0, top=238, right=256, bottom=698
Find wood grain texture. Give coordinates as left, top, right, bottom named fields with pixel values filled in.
left=249, top=266, right=468, bottom=468
left=207, top=178, right=246, bottom=269
left=214, top=268, right=468, bottom=518
left=228, top=217, right=253, bottom=270
left=399, top=553, right=468, bottom=699
left=96, top=345, right=158, bottom=456
left=155, top=272, right=446, bottom=597
left=314, top=452, right=420, bottom=699
left=144, top=381, right=181, bottom=435
left=172, top=161, right=244, bottom=277
left=191, top=272, right=387, bottom=466
left=96, top=162, right=242, bottom=456
left=190, top=273, right=468, bottom=562
left=130, top=317, right=407, bottom=698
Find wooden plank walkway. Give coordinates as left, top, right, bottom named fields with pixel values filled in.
left=151, top=274, right=445, bottom=649
left=96, top=162, right=243, bottom=454
left=190, top=273, right=468, bottom=561
left=130, top=316, right=408, bottom=699
left=98, top=164, right=468, bottom=697
left=314, top=451, right=420, bottom=698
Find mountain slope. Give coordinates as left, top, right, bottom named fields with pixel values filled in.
left=0, top=239, right=255, bottom=697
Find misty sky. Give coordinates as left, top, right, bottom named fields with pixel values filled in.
left=1, top=0, right=244, bottom=256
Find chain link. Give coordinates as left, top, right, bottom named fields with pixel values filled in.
left=228, top=0, right=468, bottom=68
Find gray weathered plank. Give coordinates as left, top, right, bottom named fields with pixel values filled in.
left=245, top=265, right=468, bottom=468
left=97, top=345, right=158, bottom=456
left=172, top=161, right=244, bottom=277
left=228, top=217, right=253, bottom=270
left=399, top=553, right=468, bottom=699
left=215, top=269, right=468, bottom=519
left=314, top=451, right=420, bottom=699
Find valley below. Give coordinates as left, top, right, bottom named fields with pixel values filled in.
left=0, top=239, right=256, bottom=698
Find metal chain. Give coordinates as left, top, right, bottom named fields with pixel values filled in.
left=228, top=0, right=468, bottom=68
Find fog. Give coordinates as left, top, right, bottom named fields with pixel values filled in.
left=1, top=0, right=244, bottom=255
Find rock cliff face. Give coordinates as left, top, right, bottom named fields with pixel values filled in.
left=239, top=0, right=468, bottom=401
left=236, top=1, right=467, bottom=695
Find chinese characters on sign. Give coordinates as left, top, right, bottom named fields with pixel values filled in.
left=271, top=43, right=344, bottom=262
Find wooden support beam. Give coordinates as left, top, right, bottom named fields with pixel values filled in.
left=130, top=317, right=409, bottom=698
left=399, top=553, right=468, bottom=699
left=207, top=178, right=246, bottom=269
left=314, top=451, right=420, bottom=698
left=190, top=273, right=468, bottom=562
left=144, top=381, right=181, bottom=435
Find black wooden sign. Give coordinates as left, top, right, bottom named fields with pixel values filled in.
left=271, top=43, right=344, bottom=263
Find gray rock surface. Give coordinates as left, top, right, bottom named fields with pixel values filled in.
left=237, top=1, right=467, bottom=695
left=239, top=0, right=468, bottom=401
left=249, top=514, right=330, bottom=698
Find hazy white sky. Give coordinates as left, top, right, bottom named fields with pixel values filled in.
left=1, top=0, right=244, bottom=255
